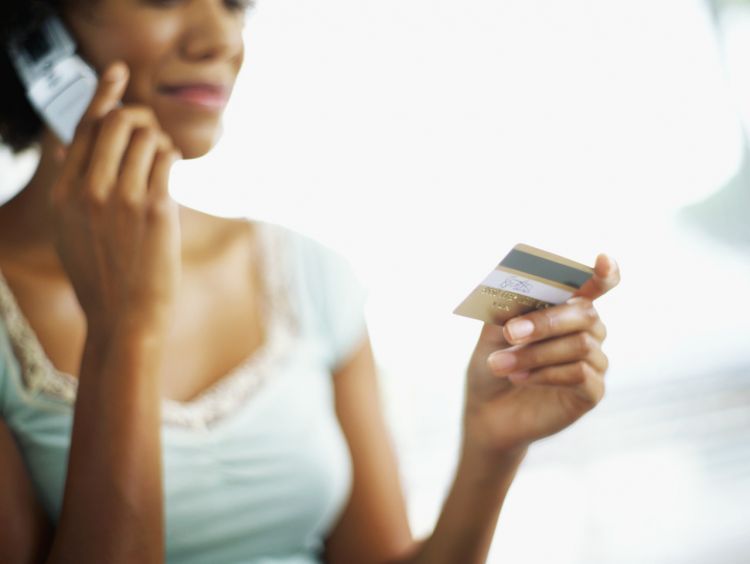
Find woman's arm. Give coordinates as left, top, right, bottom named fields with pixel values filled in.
left=324, top=335, right=522, bottom=564
left=0, top=420, right=53, bottom=563
left=325, top=256, right=619, bottom=564
left=400, top=442, right=525, bottom=564
left=0, top=61, right=181, bottom=564
left=46, top=325, right=167, bottom=563
left=324, top=335, right=415, bottom=564
left=0, top=326, right=167, bottom=564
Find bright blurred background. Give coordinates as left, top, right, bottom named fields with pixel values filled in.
left=2, top=0, right=749, bottom=562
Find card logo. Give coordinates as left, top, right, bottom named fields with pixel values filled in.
left=498, top=277, right=533, bottom=294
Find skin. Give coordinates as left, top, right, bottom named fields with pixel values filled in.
left=67, top=0, right=246, bottom=159
left=0, top=1, right=621, bottom=563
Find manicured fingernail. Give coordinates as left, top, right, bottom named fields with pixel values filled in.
left=488, top=352, right=516, bottom=373
left=566, top=296, right=586, bottom=304
left=606, top=257, right=620, bottom=278
left=506, top=319, right=534, bottom=341
left=508, top=370, right=530, bottom=383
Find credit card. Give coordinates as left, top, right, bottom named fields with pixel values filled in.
left=453, top=244, right=594, bottom=325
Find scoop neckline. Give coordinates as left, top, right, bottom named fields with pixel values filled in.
left=0, top=218, right=290, bottom=422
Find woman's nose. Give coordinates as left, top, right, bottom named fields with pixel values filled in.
left=181, top=1, right=244, bottom=61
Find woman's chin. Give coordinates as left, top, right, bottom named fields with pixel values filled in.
left=176, top=142, right=213, bottom=160
left=170, top=131, right=220, bottom=160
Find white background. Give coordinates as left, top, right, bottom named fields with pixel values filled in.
left=2, top=1, right=749, bottom=562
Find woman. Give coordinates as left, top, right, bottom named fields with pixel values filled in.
left=0, top=1, right=620, bottom=563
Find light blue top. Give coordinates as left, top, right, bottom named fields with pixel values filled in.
left=0, top=220, right=369, bottom=563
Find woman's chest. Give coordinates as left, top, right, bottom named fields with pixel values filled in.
left=0, top=233, right=266, bottom=403
left=10, top=338, right=350, bottom=561
left=160, top=350, right=351, bottom=560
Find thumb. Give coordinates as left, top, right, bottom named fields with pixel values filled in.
left=572, top=253, right=620, bottom=301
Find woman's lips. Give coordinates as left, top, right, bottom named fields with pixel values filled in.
left=159, top=84, right=229, bottom=110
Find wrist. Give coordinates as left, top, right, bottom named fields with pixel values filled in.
left=86, top=310, right=171, bottom=344
left=462, top=406, right=530, bottom=460
left=458, top=435, right=528, bottom=487
left=84, top=316, right=169, bottom=369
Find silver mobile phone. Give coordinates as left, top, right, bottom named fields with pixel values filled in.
left=7, top=14, right=97, bottom=144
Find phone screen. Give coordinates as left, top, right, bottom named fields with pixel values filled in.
left=22, top=29, right=51, bottom=62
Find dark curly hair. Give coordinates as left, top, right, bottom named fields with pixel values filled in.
left=0, top=0, right=70, bottom=153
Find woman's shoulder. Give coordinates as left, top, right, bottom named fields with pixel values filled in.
left=254, top=222, right=369, bottom=371
left=178, top=207, right=365, bottom=302
left=177, top=208, right=329, bottom=263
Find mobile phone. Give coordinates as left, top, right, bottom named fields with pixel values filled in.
left=7, top=14, right=97, bottom=145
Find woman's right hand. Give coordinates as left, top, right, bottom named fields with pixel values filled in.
left=50, top=61, right=182, bottom=336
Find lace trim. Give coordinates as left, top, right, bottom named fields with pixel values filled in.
left=0, top=220, right=299, bottom=430
left=0, top=269, right=77, bottom=403
left=161, top=220, right=299, bottom=430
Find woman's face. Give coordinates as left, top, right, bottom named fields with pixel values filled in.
left=64, top=0, right=247, bottom=158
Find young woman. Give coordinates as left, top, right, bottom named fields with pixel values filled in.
left=0, top=1, right=620, bottom=563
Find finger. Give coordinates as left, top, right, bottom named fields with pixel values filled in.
left=147, top=148, right=181, bottom=201
left=574, top=254, right=621, bottom=301
left=116, top=128, right=161, bottom=207
left=509, top=361, right=606, bottom=403
left=503, top=298, right=599, bottom=345
left=488, top=331, right=607, bottom=376
left=56, top=62, right=130, bottom=194
left=81, top=62, right=130, bottom=123
left=83, top=108, right=172, bottom=201
left=52, top=139, right=67, bottom=164
left=591, top=318, right=607, bottom=342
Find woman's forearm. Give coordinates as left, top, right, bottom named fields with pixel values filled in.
left=46, top=323, right=167, bottom=564
left=395, top=442, right=527, bottom=564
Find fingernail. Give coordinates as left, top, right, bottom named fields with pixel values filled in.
left=606, top=257, right=619, bottom=278
left=509, top=370, right=530, bottom=383
left=488, top=352, right=516, bottom=373
left=566, top=296, right=586, bottom=305
left=54, top=146, right=67, bottom=163
left=104, top=63, right=127, bottom=82
left=506, top=319, right=534, bottom=341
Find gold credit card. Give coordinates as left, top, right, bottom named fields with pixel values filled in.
left=453, top=244, right=594, bottom=325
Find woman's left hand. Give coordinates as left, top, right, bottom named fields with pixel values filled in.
left=462, top=254, right=621, bottom=460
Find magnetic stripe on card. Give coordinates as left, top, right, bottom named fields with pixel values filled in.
left=499, top=249, right=592, bottom=289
